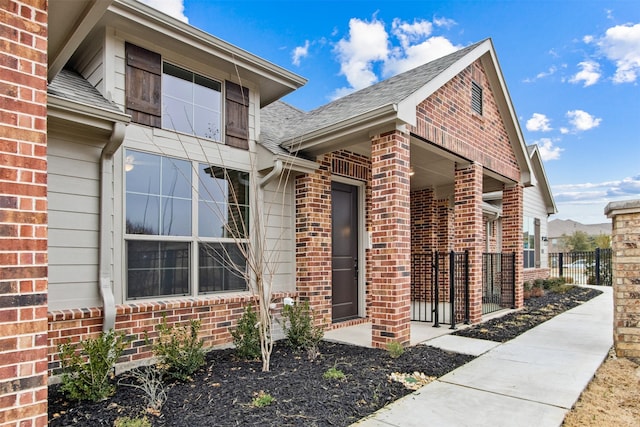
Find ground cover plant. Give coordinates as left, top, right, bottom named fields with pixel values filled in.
left=49, top=285, right=603, bottom=427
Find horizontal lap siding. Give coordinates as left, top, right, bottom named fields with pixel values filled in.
left=524, top=184, right=549, bottom=269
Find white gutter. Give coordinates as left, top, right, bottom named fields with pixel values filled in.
left=259, top=159, right=283, bottom=188
left=100, top=122, right=127, bottom=331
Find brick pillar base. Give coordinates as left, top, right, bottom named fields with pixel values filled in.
left=295, top=156, right=332, bottom=328
left=0, top=2, right=49, bottom=426
left=606, top=200, right=640, bottom=358
left=370, top=131, right=411, bottom=348
left=454, top=163, right=483, bottom=324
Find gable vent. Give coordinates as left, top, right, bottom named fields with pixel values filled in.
left=471, top=81, right=483, bottom=115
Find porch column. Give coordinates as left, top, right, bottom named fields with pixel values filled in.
left=295, top=155, right=332, bottom=327
left=502, top=183, right=524, bottom=308
left=454, top=162, right=484, bottom=324
left=370, top=130, right=411, bottom=348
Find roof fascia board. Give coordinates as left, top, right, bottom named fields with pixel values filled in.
left=480, top=42, right=535, bottom=187
left=281, top=104, right=400, bottom=156
left=112, top=0, right=306, bottom=92
left=397, top=40, right=493, bottom=126
left=530, top=146, right=558, bottom=214
left=49, top=0, right=113, bottom=82
left=48, top=95, right=131, bottom=130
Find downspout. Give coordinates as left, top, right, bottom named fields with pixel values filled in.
left=100, top=122, right=127, bottom=332
left=259, top=159, right=283, bottom=188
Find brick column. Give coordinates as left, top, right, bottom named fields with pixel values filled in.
left=295, top=155, right=332, bottom=327
left=605, top=199, right=640, bottom=358
left=454, top=163, right=483, bottom=324
left=502, top=184, right=524, bottom=308
left=370, top=130, right=411, bottom=348
left=0, top=1, right=49, bottom=426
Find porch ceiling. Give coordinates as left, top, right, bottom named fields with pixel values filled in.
left=339, top=136, right=509, bottom=197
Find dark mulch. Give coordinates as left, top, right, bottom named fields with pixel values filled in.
left=48, top=285, right=604, bottom=427
left=453, top=285, right=603, bottom=342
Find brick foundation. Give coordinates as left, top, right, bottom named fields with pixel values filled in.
left=0, top=1, right=49, bottom=425
left=606, top=200, right=640, bottom=358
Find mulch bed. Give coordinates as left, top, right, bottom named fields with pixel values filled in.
left=453, top=285, right=603, bottom=342
left=48, top=285, right=604, bottom=427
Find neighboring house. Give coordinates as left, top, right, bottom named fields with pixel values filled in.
left=39, top=0, right=537, bottom=378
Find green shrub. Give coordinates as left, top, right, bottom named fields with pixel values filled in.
left=323, top=367, right=346, bottom=380
left=385, top=341, right=404, bottom=359
left=58, top=329, right=126, bottom=402
left=153, top=317, right=205, bottom=381
left=114, top=416, right=152, bottom=427
left=280, top=301, right=323, bottom=352
left=251, top=390, right=274, bottom=407
left=230, top=303, right=261, bottom=360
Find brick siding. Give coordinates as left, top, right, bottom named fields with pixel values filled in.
left=0, top=1, right=49, bottom=425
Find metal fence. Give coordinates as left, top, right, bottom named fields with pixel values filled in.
left=482, top=253, right=516, bottom=315
left=548, top=248, right=612, bottom=286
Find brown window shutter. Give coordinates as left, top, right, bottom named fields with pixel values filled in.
left=225, top=81, right=249, bottom=150
left=125, top=43, right=161, bottom=127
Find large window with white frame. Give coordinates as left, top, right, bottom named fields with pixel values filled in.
left=523, top=216, right=537, bottom=269
left=124, top=149, right=249, bottom=299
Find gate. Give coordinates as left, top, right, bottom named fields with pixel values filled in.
left=482, top=253, right=516, bottom=315
left=411, top=251, right=469, bottom=328
left=549, top=248, right=612, bottom=286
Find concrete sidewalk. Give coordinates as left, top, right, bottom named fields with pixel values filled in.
left=352, top=286, right=613, bottom=427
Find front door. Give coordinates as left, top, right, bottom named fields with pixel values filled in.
left=331, top=182, right=359, bottom=321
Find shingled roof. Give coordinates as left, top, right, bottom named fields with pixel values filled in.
left=48, top=68, right=124, bottom=115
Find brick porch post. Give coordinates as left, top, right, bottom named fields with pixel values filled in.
left=295, top=156, right=332, bottom=327
left=0, top=1, right=49, bottom=426
left=502, top=184, right=524, bottom=309
left=370, top=130, right=411, bottom=348
left=454, top=163, right=483, bottom=324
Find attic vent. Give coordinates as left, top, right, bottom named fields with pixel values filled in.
left=471, top=81, right=483, bottom=115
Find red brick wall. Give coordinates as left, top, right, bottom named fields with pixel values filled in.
left=47, top=293, right=293, bottom=377
left=412, top=60, right=520, bottom=183
left=523, top=268, right=550, bottom=283
left=370, top=130, right=411, bottom=347
left=0, top=1, right=48, bottom=425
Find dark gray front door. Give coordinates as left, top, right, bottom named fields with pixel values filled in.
left=331, top=182, right=358, bottom=321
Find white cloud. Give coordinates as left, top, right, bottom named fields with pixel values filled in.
left=536, top=138, right=563, bottom=161
left=138, top=0, right=188, bottom=23
left=552, top=175, right=640, bottom=223
left=566, top=110, right=602, bottom=131
left=526, top=113, right=552, bottom=132
left=583, top=35, right=594, bottom=44
left=292, top=40, right=310, bottom=66
left=331, top=15, right=459, bottom=99
left=569, top=60, right=601, bottom=86
left=334, top=17, right=389, bottom=91
left=598, top=23, right=640, bottom=84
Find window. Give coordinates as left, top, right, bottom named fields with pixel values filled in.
left=523, top=216, right=538, bottom=269
left=471, top=81, right=483, bottom=115
left=162, top=63, right=222, bottom=140
left=125, top=149, right=249, bottom=299
left=125, top=43, right=249, bottom=149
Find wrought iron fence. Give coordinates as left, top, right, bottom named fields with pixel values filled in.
left=482, top=252, right=516, bottom=315
left=548, top=248, right=612, bottom=286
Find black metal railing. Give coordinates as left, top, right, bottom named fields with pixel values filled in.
left=549, top=248, right=612, bottom=286
left=482, top=253, right=516, bottom=315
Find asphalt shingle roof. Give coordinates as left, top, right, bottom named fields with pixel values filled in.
left=48, top=68, right=124, bottom=115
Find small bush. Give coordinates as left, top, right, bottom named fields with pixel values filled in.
left=152, top=317, right=205, bottom=381
left=385, top=341, right=404, bottom=359
left=230, top=303, right=261, bottom=360
left=280, top=301, right=324, bottom=354
left=114, top=416, right=152, bottom=427
left=323, top=367, right=346, bottom=380
left=251, top=390, right=274, bottom=407
left=58, top=329, right=126, bottom=402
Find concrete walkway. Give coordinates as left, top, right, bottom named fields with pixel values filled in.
left=351, top=286, right=613, bottom=427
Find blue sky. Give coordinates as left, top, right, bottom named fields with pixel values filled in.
left=141, top=0, right=639, bottom=224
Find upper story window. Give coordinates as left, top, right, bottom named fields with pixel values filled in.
left=471, top=81, right=483, bottom=115
left=162, top=63, right=222, bottom=140
left=125, top=42, right=249, bottom=149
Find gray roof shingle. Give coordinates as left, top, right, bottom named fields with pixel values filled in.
left=48, top=68, right=124, bottom=115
